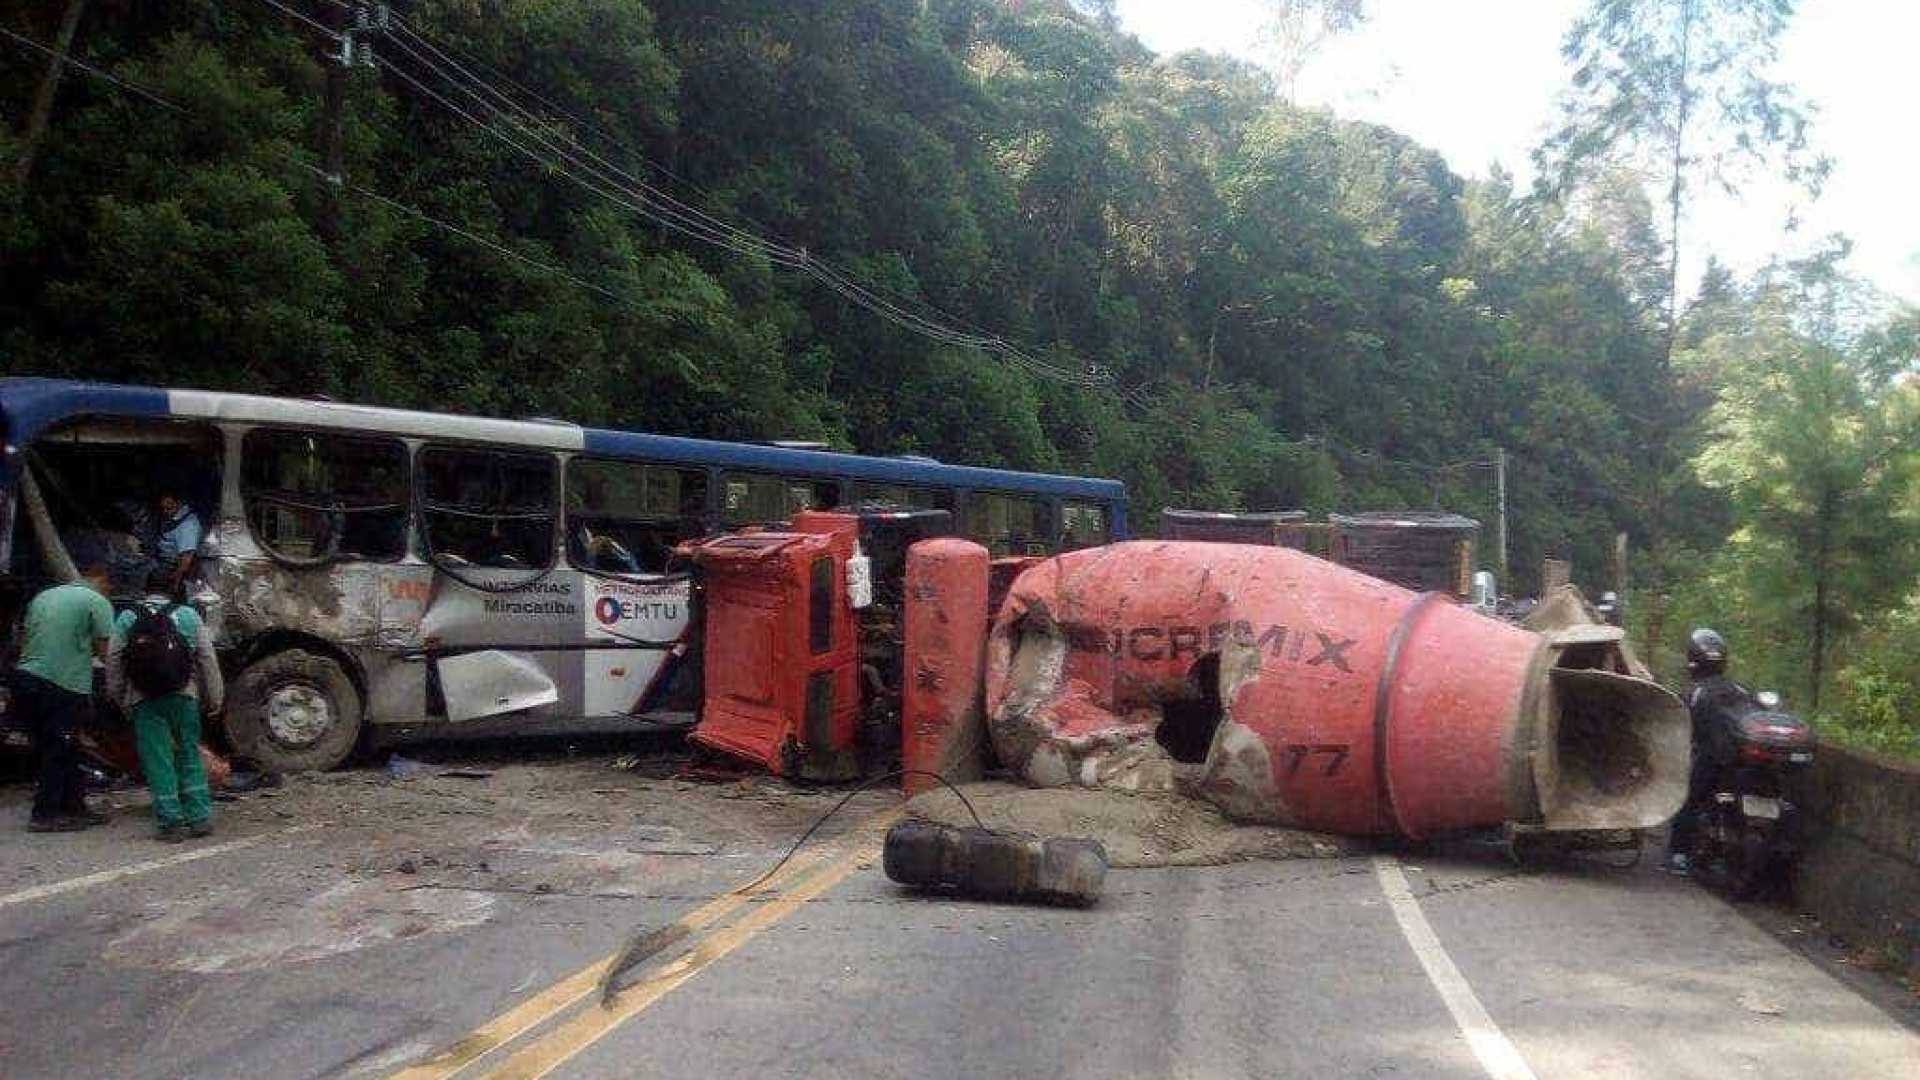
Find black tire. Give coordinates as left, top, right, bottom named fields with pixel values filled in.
left=223, top=649, right=363, bottom=773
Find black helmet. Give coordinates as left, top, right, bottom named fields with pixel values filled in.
left=1685, top=627, right=1728, bottom=678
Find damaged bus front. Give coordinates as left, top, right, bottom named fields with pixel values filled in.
left=0, top=379, right=703, bottom=770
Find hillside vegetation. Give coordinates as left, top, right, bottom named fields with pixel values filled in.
left=2, top=0, right=1916, bottom=751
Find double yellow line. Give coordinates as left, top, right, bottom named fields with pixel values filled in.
left=393, top=810, right=896, bottom=1080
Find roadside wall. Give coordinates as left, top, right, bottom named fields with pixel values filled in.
left=1789, top=742, right=1920, bottom=973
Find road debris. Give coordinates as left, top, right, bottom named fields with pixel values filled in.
left=883, top=819, right=1107, bottom=907
left=386, top=753, right=432, bottom=781
left=906, top=780, right=1350, bottom=867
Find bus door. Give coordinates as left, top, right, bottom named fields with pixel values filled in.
left=567, top=458, right=705, bottom=718
left=580, top=574, right=691, bottom=717
left=415, top=445, right=577, bottom=723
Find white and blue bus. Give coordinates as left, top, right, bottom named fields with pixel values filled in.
left=0, top=378, right=1127, bottom=771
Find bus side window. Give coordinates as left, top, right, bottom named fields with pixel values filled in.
left=418, top=446, right=557, bottom=569
left=851, top=482, right=952, bottom=511
left=965, top=492, right=1052, bottom=558
left=241, top=429, right=409, bottom=562
left=722, top=473, right=839, bottom=526
left=566, top=458, right=706, bottom=573
left=1061, top=501, right=1111, bottom=550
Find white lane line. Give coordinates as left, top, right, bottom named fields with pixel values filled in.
left=1373, top=855, right=1538, bottom=1080
left=0, top=825, right=320, bottom=910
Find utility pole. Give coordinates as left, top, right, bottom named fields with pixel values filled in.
left=1494, top=447, right=1508, bottom=585
left=320, top=3, right=386, bottom=241
left=319, top=2, right=350, bottom=243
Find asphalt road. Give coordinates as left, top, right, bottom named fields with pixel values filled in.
left=2, top=762, right=1916, bottom=1080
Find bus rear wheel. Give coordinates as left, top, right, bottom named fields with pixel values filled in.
left=224, top=649, right=363, bottom=773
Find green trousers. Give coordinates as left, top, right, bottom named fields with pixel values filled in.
left=132, top=694, right=211, bottom=828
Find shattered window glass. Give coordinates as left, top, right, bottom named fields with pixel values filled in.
left=242, top=429, right=408, bottom=562
left=721, top=472, right=840, bottom=526
left=965, top=492, right=1053, bottom=557
left=1061, top=501, right=1110, bottom=550
left=566, top=458, right=708, bottom=573
left=419, top=446, right=557, bottom=569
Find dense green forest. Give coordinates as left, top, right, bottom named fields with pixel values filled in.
left=2, top=0, right=1916, bottom=752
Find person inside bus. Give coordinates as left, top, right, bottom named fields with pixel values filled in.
left=152, top=490, right=203, bottom=597
left=11, top=562, right=115, bottom=833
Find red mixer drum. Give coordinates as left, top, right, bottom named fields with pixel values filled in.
left=985, top=541, right=1687, bottom=839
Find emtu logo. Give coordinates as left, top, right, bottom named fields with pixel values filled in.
left=595, top=596, right=683, bottom=625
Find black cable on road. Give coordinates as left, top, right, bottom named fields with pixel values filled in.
left=596, top=768, right=986, bottom=1006
left=738, top=768, right=988, bottom=895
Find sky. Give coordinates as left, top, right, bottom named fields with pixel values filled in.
left=1111, top=0, right=1920, bottom=307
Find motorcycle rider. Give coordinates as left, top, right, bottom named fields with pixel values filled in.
left=1666, top=626, right=1744, bottom=875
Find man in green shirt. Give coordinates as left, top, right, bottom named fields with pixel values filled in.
left=107, top=568, right=224, bottom=842
left=12, top=564, right=115, bottom=832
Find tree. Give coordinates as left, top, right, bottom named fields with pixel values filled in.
left=1689, top=280, right=1919, bottom=707
left=10, top=0, right=89, bottom=186
left=1534, top=0, right=1825, bottom=662
left=1256, top=0, right=1366, bottom=103
left=1537, top=0, right=1824, bottom=336
left=1068, top=0, right=1118, bottom=30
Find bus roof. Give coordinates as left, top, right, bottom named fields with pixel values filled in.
left=0, top=378, right=1126, bottom=502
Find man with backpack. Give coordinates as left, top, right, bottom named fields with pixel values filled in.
left=107, top=568, right=223, bottom=842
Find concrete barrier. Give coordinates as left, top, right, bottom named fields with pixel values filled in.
left=1789, top=742, right=1920, bottom=973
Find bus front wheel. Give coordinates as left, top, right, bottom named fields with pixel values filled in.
left=224, top=649, right=364, bottom=773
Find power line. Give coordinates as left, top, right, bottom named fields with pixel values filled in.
left=347, top=184, right=640, bottom=308
left=0, top=23, right=186, bottom=115
left=345, top=4, right=1110, bottom=390
left=383, top=18, right=798, bottom=264
left=378, top=29, right=799, bottom=265
left=6, top=10, right=1112, bottom=406
left=254, top=0, right=342, bottom=40
left=382, top=11, right=1046, bottom=354
left=1305, top=434, right=1498, bottom=476
left=373, top=41, right=1043, bottom=365
left=388, top=10, right=787, bottom=240
left=0, top=22, right=707, bottom=322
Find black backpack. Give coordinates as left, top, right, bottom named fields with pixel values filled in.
left=124, top=604, right=192, bottom=697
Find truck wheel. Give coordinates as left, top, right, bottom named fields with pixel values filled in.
left=224, top=649, right=363, bottom=772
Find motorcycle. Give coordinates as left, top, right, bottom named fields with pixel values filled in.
left=1687, top=681, right=1815, bottom=899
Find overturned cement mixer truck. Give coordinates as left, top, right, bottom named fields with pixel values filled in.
left=974, top=541, right=1689, bottom=842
